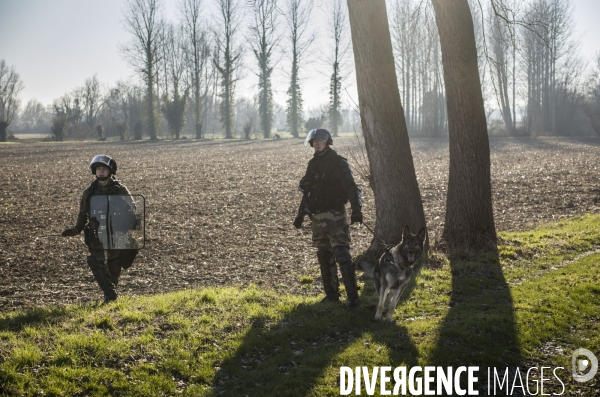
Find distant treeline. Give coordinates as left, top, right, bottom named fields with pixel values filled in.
left=4, top=0, right=600, bottom=141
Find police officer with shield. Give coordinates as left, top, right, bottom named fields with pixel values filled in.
left=294, top=129, right=363, bottom=307
left=62, top=155, right=137, bottom=303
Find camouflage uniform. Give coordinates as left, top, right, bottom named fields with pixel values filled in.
left=73, top=178, right=131, bottom=301
left=311, top=208, right=351, bottom=249
left=295, top=147, right=362, bottom=306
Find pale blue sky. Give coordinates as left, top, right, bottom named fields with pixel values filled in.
left=1, top=0, right=599, bottom=110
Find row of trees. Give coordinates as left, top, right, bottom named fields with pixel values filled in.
left=0, top=60, right=24, bottom=142
left=349, top=0, right=494, bottom=255
left=382, top=0, right=600, bottom=138
left=3, top=0, right=354, bottom=142
left=114, top=0, right=599, bottom=140
left=487, top=0, right=586, bottom=136
left=119, top=0, right=352, bottom=141
left=349, top=0, right=597, bottom=253
left=3, top=0, right=600, bottom=141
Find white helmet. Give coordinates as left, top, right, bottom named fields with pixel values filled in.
left=304, top=128, right=333, bottom=146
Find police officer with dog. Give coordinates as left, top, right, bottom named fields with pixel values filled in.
left=62, top=155, right=137, bottom=303
left=294, top=128, right=363, bottom=307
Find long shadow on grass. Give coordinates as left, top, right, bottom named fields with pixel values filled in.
left=0, top=306, right=70, bottom=332
left=213, top=286, right=419, bottom=396
left=429, top=251, right=522, bottom=393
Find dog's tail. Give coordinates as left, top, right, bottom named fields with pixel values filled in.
left=373, top=265, right=381, bottom=296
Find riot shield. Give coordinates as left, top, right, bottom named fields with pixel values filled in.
left=89, top=195, right=145, bottom=250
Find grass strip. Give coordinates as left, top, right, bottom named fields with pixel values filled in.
left=1, top=214, right=599, bottom=396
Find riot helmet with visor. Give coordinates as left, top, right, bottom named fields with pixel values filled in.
left=89, top=155, right=117, bottom=175
left=304, top=128, right=333, bottom=147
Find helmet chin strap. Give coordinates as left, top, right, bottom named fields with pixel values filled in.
left=96, top=175, right=111, bottom=181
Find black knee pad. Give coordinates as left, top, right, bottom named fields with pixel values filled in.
left=333, top=246, right=352, bottom=265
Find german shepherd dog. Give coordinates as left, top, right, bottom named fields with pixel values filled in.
left=374, top=225, right=426, bottom=321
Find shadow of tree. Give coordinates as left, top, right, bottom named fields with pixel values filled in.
left=213, top=279, right=419, bottom=396
left=428, top=251, right=522, bottom=394
left=0, top=306, right=70, bottom=332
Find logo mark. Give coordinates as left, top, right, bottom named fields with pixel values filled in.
left=572, top=348, right=598, bottom=383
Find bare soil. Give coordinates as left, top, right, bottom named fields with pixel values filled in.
left=1, top=136, right=599, bottom=312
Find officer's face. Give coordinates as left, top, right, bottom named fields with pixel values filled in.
left=312, top=139, right=327, bottom=152
left=96, top=166, right=110, bottom=178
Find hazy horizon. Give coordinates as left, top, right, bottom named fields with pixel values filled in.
left=1, top=0, right=599, bottom=112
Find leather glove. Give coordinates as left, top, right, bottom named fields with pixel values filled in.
left=89, top=217, right=100, bottom=230
left=350, top=210, right=363, bottom=225
left=61, top=228, right=79, bottom=237
left=293, top=216, right=304, bottom=229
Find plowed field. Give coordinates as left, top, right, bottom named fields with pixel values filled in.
left=1, top=136, right=599, bottom=311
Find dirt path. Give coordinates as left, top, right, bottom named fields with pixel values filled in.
left=1, top=137, right=599, bottom=311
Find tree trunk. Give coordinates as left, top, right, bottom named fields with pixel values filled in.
left=431, top=0, right=496, bottom=252
left=347, top=0, right=426, bottom=255
left=195, top=122, right=203, bottom=139
left=147, top=56, right=158, bottom=140
left=0, top=122, right=8, bottom=142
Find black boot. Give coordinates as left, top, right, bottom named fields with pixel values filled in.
left=333, top=246, right=360, bottom=307
left=108, top=258, right=122, bottom=286
left=317, top=248, right=340, bottom=303
left=103, top=291, right=118, bottom=304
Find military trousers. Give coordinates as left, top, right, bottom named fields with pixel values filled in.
left=88, top=249, right=122, bottom=293
left=310, top=208, right=351, bottom=249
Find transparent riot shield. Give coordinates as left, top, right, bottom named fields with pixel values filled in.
left=89, top=195, right=145, bottom=250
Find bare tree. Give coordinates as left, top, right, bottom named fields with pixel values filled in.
left=181, top=0, right=210, bottom=139
left=82, top=74, right=104, bottom=128
left=51, top=92, right=84, bottom=140
left=389, top=0, right=446, bottom=137
left=111, top=80, right=145, bottom=140
left=584, top=55, right=600, bottom=137
left=390, top=0, right=420, bottom=133
left=521, top=0, right=575, bottom=135
left=161, top=23, right=189, bottom=139
left=235, top=96, right=258, bottom=139
left=327, top=0, right=350, bottom=137
left=213, top=0, right=245, bottom=139
left=346, top=0, right=426, bottom=254
left=284, top=0, right=314, bottom=138
left=488, top=10, right=517, bottom=134
left=431, top=0, right=496, bottom=252
left=100, top=86, right=127, bottom=139
left=122, top=0, right=165, bottom=140
left=248, top=0, right=280, bottom=139
left=0, top=60, right=24, bottom=142
left=15, top=99, right=51, bottom=135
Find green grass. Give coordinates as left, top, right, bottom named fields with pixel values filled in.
left=1, top=214, right=599, bottom=396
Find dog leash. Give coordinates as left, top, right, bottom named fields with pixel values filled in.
left=360, top=221, right=394, bottom=250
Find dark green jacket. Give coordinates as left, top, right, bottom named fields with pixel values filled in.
left=298, top=148, right=362, bottom=215
left=74, top=178, right=130, bottom=233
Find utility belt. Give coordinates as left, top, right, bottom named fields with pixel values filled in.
left=309, top=202, right=346, bottom=215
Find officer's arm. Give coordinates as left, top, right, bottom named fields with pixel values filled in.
left=340, top=160, right=362, bottom=210
left=74, top=189, right=91, bottom=233
left=297, top=192, right=308, bottom=218
left=118, top=185, right=136, bottom=209
left=119, top=185, right=131, bottom=195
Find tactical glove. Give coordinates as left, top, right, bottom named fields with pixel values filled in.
left=89, top=217, right=100, bottom=230
left=293, top=216, right=304, bottom=229
left=350, top=210, right=363, bottom=225
left=61, top=228, right=80, bottom=237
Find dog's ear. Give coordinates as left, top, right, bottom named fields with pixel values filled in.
left=402, top=225, right=411, bottom=239
left=417, top=226, right=426, bottom=241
